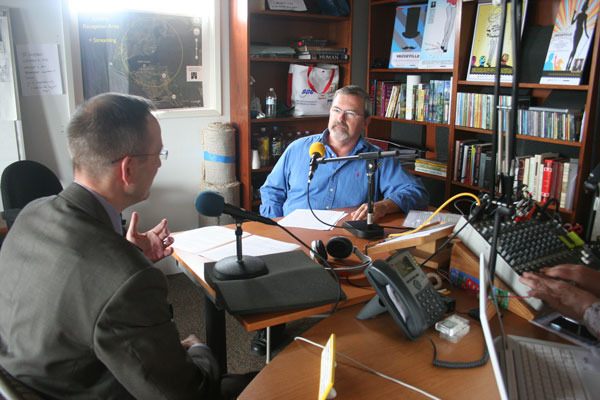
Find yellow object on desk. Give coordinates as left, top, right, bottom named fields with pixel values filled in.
left=319, top=334, right=336, bottom=400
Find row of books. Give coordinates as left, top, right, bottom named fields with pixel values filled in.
left=453, top=140, right=579, bottom=210
left=514, top=155, right=578, bottom=210
left=370, top=79, right=451, bottom=123
left=453, top=140, right=494, bottom=189
left=455, top=92, right=583, bottom=143
left=516, top=107, right=583, bottom=142
left=414, top=158, right=447, bottom=177
left=455, top=93, right=514, bottom=131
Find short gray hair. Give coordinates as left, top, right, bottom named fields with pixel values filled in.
left=333, top=85, right=371, bottom=117
left=67, top=93, right=156, bottom=176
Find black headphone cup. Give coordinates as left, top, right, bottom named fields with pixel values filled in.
left=326, top=236, right=354, bottom=259
left=311, top=237, right=371, bottom=274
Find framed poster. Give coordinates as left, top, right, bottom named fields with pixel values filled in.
left=540, top=0, right=599, bottom=85
left=466, top=0, right=528, bottom=82
left=65, top=1, right=221, bottom=116
left=388, top=4, right=427, bottom=69
left=419, top=0, right=457, bottom=69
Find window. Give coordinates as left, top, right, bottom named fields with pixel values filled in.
left=64, top=0, right=221, bottom=116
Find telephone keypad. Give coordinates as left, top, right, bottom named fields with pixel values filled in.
left=416, top=286, right=446, bottom=325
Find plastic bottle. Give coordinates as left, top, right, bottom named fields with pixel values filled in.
left=270, top=126, right=283, bottom=163
left=265, top=88, right=277, bottom=118
left=258, top=127, right=270, bottom=166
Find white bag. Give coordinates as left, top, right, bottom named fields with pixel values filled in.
left=287, top=63, right=339, bottom=116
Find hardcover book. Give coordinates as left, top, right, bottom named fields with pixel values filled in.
left=389, top=4, right=428, bottom=68
left=418, top=0, right=457, bottom=69
left=466, top=0, right=528, bottom=82
left=540, top=0, right=599, bottom=85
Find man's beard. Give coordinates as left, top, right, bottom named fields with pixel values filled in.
left=330, top=123, right=350, bottom=141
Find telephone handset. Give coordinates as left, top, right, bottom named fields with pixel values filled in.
left=360, top=250, right=447, bottom=340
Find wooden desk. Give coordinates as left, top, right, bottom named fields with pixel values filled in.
left=172, top=213, right=407, bottom=371
left=240, top=289, right=562, bottom=399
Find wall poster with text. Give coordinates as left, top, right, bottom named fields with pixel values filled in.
left=78, top=10, right=204, bottom=109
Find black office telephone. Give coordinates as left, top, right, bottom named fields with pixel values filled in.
left=359, top=250, right=447, bottom=340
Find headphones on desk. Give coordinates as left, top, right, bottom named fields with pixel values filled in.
left=310, top=236, right=372, bottom=275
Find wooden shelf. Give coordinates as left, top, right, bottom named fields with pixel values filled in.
left=457, top=80, right=589, bottom=91
left=410, top=170, right=447, bottom=181
left=252, top=116, right=328, bottom=124
left=251, top=57, right=349, bottom=64
left=369, top=116, right=449, bottom=127
left=251, top=10, right=348, bottom=21
left=455, top=125, right=583, bottom=147
left=451, top=180, right=491, bottom=192
left=370, top=68, right=453, bottom=74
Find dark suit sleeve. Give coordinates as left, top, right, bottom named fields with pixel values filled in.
left=93, top=267, right=219, bottom=399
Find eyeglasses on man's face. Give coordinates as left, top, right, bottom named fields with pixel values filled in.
left=330, top=106, right=363, bottom=120
left=111, top=146, right=168, bottom=164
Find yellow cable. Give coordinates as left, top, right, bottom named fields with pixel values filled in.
left=387, top=192, right=481, bottom=238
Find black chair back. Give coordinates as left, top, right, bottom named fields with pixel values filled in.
left=1, top=160, right=63, bottom=228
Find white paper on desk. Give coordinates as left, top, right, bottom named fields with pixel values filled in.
left=384, top=223, right=455, bottom=244
left=202, top=234, right=300, bottom=260
left=402, top=210, right=461, bottom=228
left=171, top=226, right=248, bottom=254
left=278, top=209, right=346, bottom=230
left=173, top=249, right=211, bottom=281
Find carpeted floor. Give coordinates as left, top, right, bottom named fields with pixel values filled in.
left=166, top=273, right=321, bottom=374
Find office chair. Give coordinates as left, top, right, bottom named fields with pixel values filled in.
left=0, top=365, right=45, bottom=400
left=0, top=160, right=62, bottom=228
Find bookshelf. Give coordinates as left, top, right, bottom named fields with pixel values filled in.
left=366, top=0, right=600, bottom=224
left=230, top=1, right=353, bottom=210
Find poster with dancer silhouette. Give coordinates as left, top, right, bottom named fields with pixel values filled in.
left=540, top=0, right=598, bottom=85
left=388, top=4, right=427, bottom=68
left=466, top=0, right=528, bottom=82
left=419, top=0, right=457, bottom=69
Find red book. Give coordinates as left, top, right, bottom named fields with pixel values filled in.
left=540, top=158, right=555, bottom=202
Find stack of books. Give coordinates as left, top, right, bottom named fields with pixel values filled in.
left=293, top=38, right=348, bottom=61
left=414, top=158, right=447, bottom=177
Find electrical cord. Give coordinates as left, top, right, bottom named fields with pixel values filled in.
left=428, top=336, right=489, bottom=369
left=387, top=192, right=481, bottom=239
left=294, top=336, right=441, bottom=400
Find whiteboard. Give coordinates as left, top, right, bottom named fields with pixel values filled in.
left=0, top=8, right=19, bottom=120
left=0, top=8, right=23, bottom=212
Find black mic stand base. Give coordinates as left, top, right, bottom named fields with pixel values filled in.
left=213, top=255, right=268, bottom=281
left=343, top=220, right=384, bottom=239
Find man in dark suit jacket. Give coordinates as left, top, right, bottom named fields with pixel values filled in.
left=0, top=93, right=248, bottom=399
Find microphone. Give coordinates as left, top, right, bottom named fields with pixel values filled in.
left=308, top=142, right=325, bottom=183
left=195, top=191, right=277, bottom=226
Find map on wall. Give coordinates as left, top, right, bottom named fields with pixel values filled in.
left=78, top=10, right=204, bottom=109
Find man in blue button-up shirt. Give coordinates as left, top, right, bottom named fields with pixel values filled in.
left=260, top=85, right=429, bottom=220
